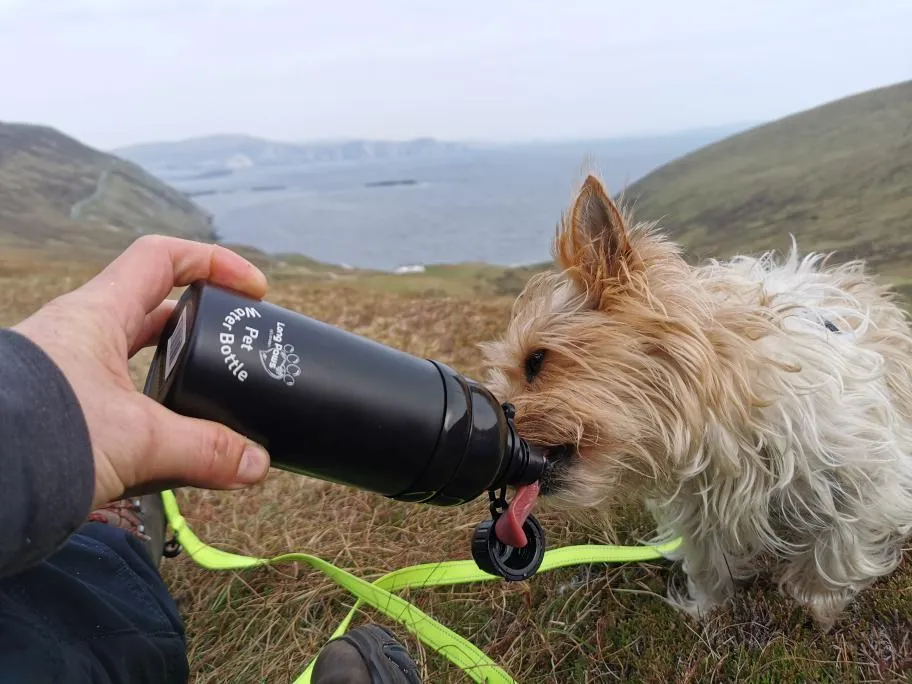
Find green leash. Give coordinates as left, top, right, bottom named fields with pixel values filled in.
left=161, top=490, right=680, bottom=683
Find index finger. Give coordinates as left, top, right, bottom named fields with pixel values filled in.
left=94, top=235, right=268, bottom=332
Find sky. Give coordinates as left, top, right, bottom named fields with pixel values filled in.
left=1, top=0, right=910, bottom=150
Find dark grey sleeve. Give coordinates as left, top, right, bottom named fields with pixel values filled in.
left=0, top=328, right=95, bottom=578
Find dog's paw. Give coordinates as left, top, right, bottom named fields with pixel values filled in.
left=665, top=573, right=729, bottom=621
left=781, top=574, right=857, bottom=631
left=803, top=591, right=856, bottom=632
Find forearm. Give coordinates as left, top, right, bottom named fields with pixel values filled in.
left=0, top=329, right=94, bottom=578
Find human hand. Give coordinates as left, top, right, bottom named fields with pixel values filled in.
left=13, top=235, right=272, bottom=509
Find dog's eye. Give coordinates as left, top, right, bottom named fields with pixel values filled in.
left=524, top=349, right=547, bottom=383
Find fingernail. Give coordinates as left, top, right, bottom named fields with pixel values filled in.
left=237, top=444, right=270, bottom=484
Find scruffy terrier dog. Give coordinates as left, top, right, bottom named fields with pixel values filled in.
left=482, top=174, right=912, bottom=629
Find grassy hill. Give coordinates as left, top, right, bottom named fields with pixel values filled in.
left=0, top=122, right=217, bottom=251
left=626, top=80, right=912, bottom=294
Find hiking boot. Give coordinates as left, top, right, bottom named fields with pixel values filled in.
left=312, top=624, right=422, bottom=684
left=86, top=493, right=166, bottom=569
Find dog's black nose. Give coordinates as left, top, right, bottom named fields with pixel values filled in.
left=539, top=444, right=576, bottom=495
left=545, top=444, right=576, bottom=463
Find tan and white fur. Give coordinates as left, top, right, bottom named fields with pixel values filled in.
left=482, top=174, right=912, bottom=628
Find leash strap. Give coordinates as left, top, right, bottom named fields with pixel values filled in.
left=161, top=490, right=680, bottom=683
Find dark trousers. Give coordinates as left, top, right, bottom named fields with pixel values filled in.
left=0, top=523, right=188, bottom=683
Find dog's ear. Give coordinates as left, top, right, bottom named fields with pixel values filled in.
left=554, top=175, right=641, bottom=303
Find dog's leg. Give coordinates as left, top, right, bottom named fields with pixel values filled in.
left=777, top=526, right=905, bottom=630
left=775, top=459, right=912, bottom=629
left=677, top=530, right=763, bottom=621
left=650, top=502, right=742, bottom=619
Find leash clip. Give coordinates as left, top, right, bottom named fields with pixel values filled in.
left=162, top=534, right=183, bottom=558
left=488, top=486, right=508, bottom=520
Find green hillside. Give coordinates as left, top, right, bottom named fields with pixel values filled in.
left=625, top=80, right=912, bottom=291
left=0, top=122, right=217, bottom=251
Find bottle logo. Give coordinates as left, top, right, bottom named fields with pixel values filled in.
left=258, top=321, right=301, bottom=386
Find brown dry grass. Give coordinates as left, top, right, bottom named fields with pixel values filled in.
left=2, top=249, right=911, bottom=683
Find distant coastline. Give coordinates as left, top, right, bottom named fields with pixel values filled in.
left=184, top=179, right=420, bottom=199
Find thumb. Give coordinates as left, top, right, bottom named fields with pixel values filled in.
left=141, top=400, right=271, bottom=490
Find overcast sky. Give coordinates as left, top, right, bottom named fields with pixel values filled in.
left=1, top=0, right=909, bottom=150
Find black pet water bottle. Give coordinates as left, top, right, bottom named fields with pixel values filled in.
left=143, top=281, right=548, bottom=580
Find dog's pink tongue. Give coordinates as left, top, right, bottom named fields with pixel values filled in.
left=494, top=482, right=541, bottom=548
